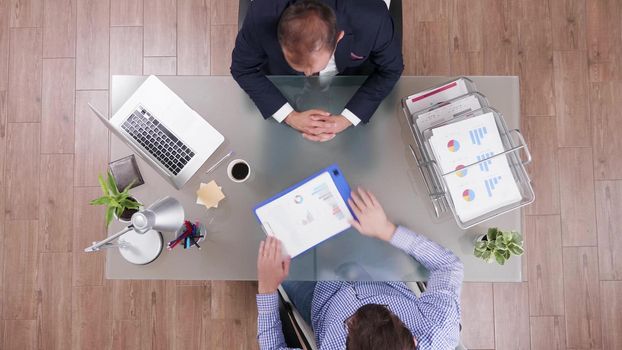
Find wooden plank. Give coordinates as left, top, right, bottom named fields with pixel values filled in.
left=482, top=0, right=519, bottom=75
left=586, top=0, right=622, bottom=82
left=204, top=319, right=251, bottom=350
left=177, top=0, right=211, bottom=75
left=553, top=51, right=591, bottom=147
left=175, top=285, right=210, bottom=349
left=5, top=123, right=40, bottom=220
left=41, top=58, right=75, bottom=153
left=72, top=285, right=112, bottom=350
left=3, top=320, right=37, bottom=350
left=600, top=281, right=622, bottom=350
left=0, top=0, right=10, bottom=89
left=110, top=26, right=143, bottom=76
left=42, top=0, right=77, bottom=58
left=590, top=81, right=622, bottom=180
left=73, top=90, right=109, bottom=187
left=558, top=147, right=597, bottom=246
left=493, top=282, right=530, bottom=350
left=139, top=281, right=176, bottom=350
left=401, top=0, right=416, bottom=75
left=210, top=0, right=238, bottom=25
left=76, top=0, right=109, bottom=90
left=9, top=0, right=42, bottom=28
left=516, top=0, right=556, bottom=116
left=526, top=215, right=565, bottom=315
left=112, top=320, right=141, bottom=350
left=449, top=0, right=483, bottom=53
left=36, top=252, right=72, bottom=350
left=144, top=0, right=176, bottom=57
left=530, top=316, right=567, bottom=350
left=110, top=0, right=143, bottom=26
left=143, top=56, right=176, bottom=75
left=460, top=282, right=495, bottom=349
left=551, top=0, right=587, bottom=50
left=523, top=117, right=560, bottom=215
left=2, top=220, right=39, bottom=320
left=210, top=25, right=237, bottom=75
left=563, top=246, right=602, bottom=348
left=112, top=280, right=144, bottom=320
left=8, top=28, right=42, bottom=122
left=211, top=281, right=256, bottom=320
left=412, top=0, right=449, bottom=22
left=0, top=91, right=6, bottom=319
left=39, top=154, right=74, bottom=252
left=72, top=187, right=106, bottom=287
left=413, top=21, right=450, bottom=76
left=595, top=181, right=622, bottom=280
left=450, top=51, right=483, bottom=76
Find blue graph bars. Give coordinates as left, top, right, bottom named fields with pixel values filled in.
left=476, top=152, right=494, bottom=172
left=484, top=176, right=502, bottom=197
left=469, top=126, right=488, bottom=145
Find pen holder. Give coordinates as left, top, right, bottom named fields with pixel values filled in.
left=167, top=220, right=206, bottom=250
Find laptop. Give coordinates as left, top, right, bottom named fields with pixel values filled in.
left=89, top=75, right=225, bottom=189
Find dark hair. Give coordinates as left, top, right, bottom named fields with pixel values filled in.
left=345, top=304, right=416, bottom=350
left=277, top=0, right=338, bottom=65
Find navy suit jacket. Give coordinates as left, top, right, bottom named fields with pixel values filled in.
left=230, top=0, right=404, bottom=124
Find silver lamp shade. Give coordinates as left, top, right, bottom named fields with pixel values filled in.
left=131, top=196, right=185, bottom=233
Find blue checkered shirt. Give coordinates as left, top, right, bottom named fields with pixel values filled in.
left=256, top=226, right=464, bottom=350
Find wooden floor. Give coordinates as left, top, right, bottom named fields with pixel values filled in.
left=0, top=0, right=620, bottom=349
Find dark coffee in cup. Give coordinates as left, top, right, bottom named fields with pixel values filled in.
left=227, top=159, right=251, bottom=183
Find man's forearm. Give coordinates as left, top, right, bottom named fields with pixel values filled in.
left=256, top=292, right=299, bottom=350
left=389, top=226, right=464, bottom=295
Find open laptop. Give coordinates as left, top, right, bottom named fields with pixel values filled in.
left=89, top=75, right=224, bottom=189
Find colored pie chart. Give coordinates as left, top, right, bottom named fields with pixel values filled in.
left=447, top=139, right=460, bottom=152
left=455, top=164, right=467, bottom=177
left=462, top=189, right=475, bottom=202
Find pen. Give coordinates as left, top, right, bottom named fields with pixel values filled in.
left=205, top=150, right=234, bottom=174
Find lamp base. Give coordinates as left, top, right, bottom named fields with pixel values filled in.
left=118, top=229, right=163, bottom=265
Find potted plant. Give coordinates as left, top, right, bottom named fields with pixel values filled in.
left=473, top=227, right=524, bottom=265
left=90, top=172, right=141, bottom=227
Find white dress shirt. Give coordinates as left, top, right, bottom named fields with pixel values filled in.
left=271, top=54, right=361, bottom=126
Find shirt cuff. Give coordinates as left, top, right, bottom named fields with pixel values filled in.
left=389, top=225, right=417, bottom=251
left=256, top=292, right=279, bottom=313
left=341, top=108, right=361, bottom=126
left=272, top=103, right=294, bottom=123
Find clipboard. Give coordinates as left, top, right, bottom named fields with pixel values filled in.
left=253, top=164, right=354, bottom=257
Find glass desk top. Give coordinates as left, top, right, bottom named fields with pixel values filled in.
left=106, top=75, right=522, bottom=282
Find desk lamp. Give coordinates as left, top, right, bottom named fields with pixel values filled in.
left=84, top=196, right=184, bottom=265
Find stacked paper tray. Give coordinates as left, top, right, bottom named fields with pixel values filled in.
left=401, top=77, right=535, bottom=229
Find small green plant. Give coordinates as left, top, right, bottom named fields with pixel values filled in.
left=90, top=172, right=141, bottom=227
left=474, top=228, right=524, bottom=265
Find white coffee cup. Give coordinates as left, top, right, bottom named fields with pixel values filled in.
left=227, top=159, right=251, bottom=183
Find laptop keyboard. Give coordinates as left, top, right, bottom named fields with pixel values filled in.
left=121, top=107, right=195, bottom=175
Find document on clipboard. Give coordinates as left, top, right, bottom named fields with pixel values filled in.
left=254, top=165, right=353, bottom=257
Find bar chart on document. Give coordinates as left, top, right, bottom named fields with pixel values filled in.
left=429, top=113, right=522, bottom=222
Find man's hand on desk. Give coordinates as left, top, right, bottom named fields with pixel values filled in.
left=284, top=110, right=352, bottom=142
left=257, top=236, right=291, bottom=294
left=348, top=187, right=397, bottom=242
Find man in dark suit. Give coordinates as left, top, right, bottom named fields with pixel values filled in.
left=231, top=0, right=404, bottom=142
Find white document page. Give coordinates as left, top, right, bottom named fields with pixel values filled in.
left=414, top=94, right=484, bottom=133
left=255, top=172, right=353, bottom=257
left=429, top=113, right=522, bottom=222
left=405, top=79, right=470, bottom=113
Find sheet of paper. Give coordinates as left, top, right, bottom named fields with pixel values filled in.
left=255, top=172, right=353, bottom=257
left=405, top=79, right=470, bottom=113
left=414, top=94, right=483, bottom=133
left=429, top=113, right=522, bottom=222
left=196, top=181, right=225, bottom=208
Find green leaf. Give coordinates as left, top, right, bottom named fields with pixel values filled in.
left=508, top=244, right=524, bottom=256
left=495, top=251, right=506, bottom=265
left=482, top=250, right=493, bottom=263
left=474, top=248, right=484, bottom=258
left=115, top=206, right=124, bottom=218
left=98, top=175, right=109, bottom=196
left=487, top=227, right=498, bottom=241
left=120, top=199, right=140, bottom=209
left=122, top=179, right=137, bottom=193
left=104, top=206, right=114, bottom=227
left=107, top=172, right=120, bottom=196
left=90, top=196, right=111, bottom=206
left=511, top=232, right=523, bottom=245
left=502, top=231, right=512, bottom=244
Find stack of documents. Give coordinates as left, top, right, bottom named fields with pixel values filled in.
left=428, top=113, right=522, bottom=222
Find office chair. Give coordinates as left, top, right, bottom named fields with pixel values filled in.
left=278, top=282, right=468, bottom=350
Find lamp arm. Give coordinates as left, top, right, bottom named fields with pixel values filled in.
left=84, top=226, right=134, bottom=252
